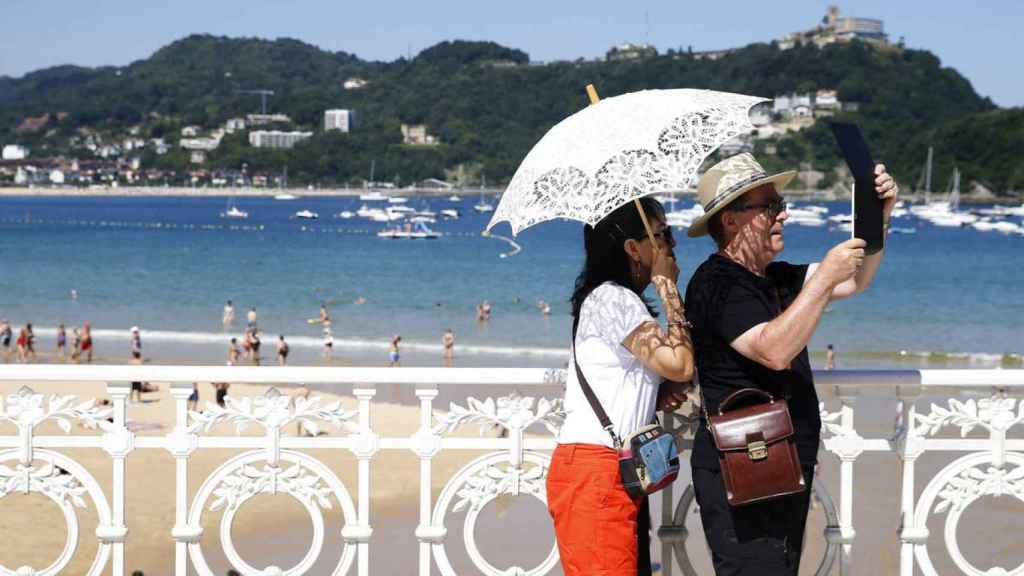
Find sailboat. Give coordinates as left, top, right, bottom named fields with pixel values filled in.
left=473, top=173, right=494, bottom=213
left=220, top=193, right=248, bottom=219
left=917, top=167, right=978, bottom=227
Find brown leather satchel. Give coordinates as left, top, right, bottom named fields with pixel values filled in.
left=706, top=388, right=806, bottom=506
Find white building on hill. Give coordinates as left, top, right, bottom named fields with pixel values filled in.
left=324, top=109, right=359, bottom=133
left=249, top=131, right=313, bottom=149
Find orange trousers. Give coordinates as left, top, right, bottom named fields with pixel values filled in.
left=547, top=443, right=645, bottom=576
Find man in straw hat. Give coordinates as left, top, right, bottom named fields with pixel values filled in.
left=683, top=152, right=897, bottom=574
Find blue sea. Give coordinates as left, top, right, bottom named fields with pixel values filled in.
left=1, top=195, right=1022, bottom=369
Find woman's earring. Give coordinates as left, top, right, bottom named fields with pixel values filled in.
left=632, top=261, right=641, bottom=283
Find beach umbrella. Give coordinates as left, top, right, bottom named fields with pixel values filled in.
left=486, top=85, right=766, bottom=240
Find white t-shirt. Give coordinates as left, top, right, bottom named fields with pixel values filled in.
left=557, top=282, right=663, bottom=448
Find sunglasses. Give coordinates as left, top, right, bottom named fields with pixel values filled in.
left=647, top=226, right=674, bottom=244
left=736, top=198, right=787, bottom=220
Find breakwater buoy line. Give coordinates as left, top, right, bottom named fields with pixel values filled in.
left=482, top=231, right=522, bottom=258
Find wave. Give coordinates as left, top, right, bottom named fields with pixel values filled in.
left=23, top=326, right=569, bottom=359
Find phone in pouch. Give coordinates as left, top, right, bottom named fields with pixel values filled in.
left=830, top=122, right=884, bottom=254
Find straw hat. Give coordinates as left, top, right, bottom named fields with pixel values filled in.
left=687, top=153, right=796, bottom=238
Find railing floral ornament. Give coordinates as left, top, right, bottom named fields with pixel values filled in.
left=0, top=386, right=120, bottom=576
left=176, top=387, right=362, bottom=576
left=902, top=394, right=1024, bottom=576
left=415, top=392, right=565, bottom=576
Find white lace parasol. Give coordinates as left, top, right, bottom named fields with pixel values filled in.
left=486, top=89, right=767, bottom=235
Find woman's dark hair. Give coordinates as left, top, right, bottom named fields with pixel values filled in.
left=570, top=197, right=665, bottom=320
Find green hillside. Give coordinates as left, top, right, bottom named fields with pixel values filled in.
left=1, top=35, right=1018, bottom=193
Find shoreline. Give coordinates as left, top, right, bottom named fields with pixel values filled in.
left=1, top=185, right=1021, bottom=204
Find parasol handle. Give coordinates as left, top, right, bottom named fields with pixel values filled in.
left=585, top=84, right=660, bottom=251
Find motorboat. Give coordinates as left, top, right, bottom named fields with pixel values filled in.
left=448, top=195, right=462, bottom=202
left=359, top=191, right=387, bottom=201
left=440, top=209, right=460, bottom=219
left=387, top=197, right=408, bottom=204
left=274, top=193, right=298, bottom=200
left=294, top=210, right=319, bottom=220
left=336, top=211, right=355, bottom=219
left=220, top=205, right=249, bottom=219
left=377, top=221, right=441, bottom=239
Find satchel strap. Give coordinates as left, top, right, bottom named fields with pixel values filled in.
left=717, top=388, right=774, bottom=414
left=571, top=314, right=623, bottom=448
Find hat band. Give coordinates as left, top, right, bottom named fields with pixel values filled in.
left=702, top=171, right=768, bottom=213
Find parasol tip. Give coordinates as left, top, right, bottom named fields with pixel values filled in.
left=585, top=84, right=600, bottom=105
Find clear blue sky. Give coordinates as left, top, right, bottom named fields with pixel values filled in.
left=1, top=0, right=1020, bottom=107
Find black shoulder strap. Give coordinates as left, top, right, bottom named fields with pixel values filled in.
left=572, top=314, right=622, bottom=447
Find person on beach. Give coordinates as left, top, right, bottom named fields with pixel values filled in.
left=277, top=335, right=289, bottom=366
left=683, top=153, right=897, bottom=575
left=227, top=338, right=241, bottom=365
left=187, top=383, right=199, bottom=412
left=537, top=299, right=552, bottom=317
left=130, top=326, right=142, bottom=358
left=476, top=300, right=491, bottom=324
left=1, top=319, right=12, bottom=361
left=56, top=324, right=67, bottom=359
left=71, top=328, right=82, bottom=362
left=388, top=335, right=401, bottom=367
left=322, top=327, right=334, bottom=358
left=547, top=197, right=694, bottom=576
left=129, top=349, right=158, bottom=402
left=251, top=330, right=262, bottom=365
left=442, top=329, right=455, bottom=366
left=826, top=344, right=836, bottom=370
left=16, top=326, right=29, bottom=363
left=319, top=302, right=331, bottom=326
left=214, top=382, right=230, bottom=407
left=24, top=323, right=36, bottom=362
left=223, top=300, right=235, bottom=327
left=81, top=321, right=93, bottom=363
left=246, top=307, right=257, bottom=329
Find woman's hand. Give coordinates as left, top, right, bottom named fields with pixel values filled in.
left=650, top=248, right=679, bottom=285
left=656, top=379, right=690, bottom=412
left=874, top=163, right=899, bottom=220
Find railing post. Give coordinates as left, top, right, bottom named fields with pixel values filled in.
left=835, top=388, right=861, bottom=575
left=347, top=386, right=378, bottom=576
left=167, top=382, right=200, bottom=576
left=896, top=384, right=925, bottom=576
left=413, top=387, right=443, bottom=575
left=99, top=383, right=133, bottom=576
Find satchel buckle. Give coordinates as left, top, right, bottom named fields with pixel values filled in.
left=747, top=440, right=768, bottom=461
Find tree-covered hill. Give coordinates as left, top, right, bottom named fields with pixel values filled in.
left=1, top=35, right=1018, bottom=193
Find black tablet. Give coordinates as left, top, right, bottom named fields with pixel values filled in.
left=830, top=122, right=884, bottom=254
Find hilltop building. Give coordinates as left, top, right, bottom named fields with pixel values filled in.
left=779, top=6, right=889, bottom=50
left=249, top=130, right=312, bottom=149
left=401, top=124, right=438, bottom=146
left=2, top=145, right=29, bottom=160
left=246, top=114, right=292, bottom=126
left=324, top=109, right=359, bottom=133
left=344, top=78, right=368, bottom=90
left=606, top=43, right=657, bottom=61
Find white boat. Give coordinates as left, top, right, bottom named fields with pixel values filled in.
left=274, top=194, right=298, bottom=200
left=440, top=209, right=460, bottom=219
left=473, top=175, right=494, bottom=212
left=408, top=215, right=437, bottom=224
left=220, top=196, right=248, bottom=219
left=785, top=204, right=827, bottom=227
left=448, top=195, right=462, bottom=202
left=913, top=168, right=978, bottom=227
left=972, top=220, right=1022, bottom=234
left=220, top=205, right=249, bottom=219
left=359, top=191, right=387, bottom=201
left=377, top=221, right=441, bottom=239
left=294, top=210, right=319, bottom=220
left=665, top=204, right=704, bottom=228
left=336, top=211, right=355, bottom=219
left=387, top=205, right=415, bottom=214
left=387, top=197, right=408, bottom=204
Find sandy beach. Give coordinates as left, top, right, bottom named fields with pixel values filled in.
left=0, top=374, right=535, bottom=574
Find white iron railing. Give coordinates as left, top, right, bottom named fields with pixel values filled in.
left=1, top=365, right=1023, bottom=575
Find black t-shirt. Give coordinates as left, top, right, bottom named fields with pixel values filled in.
left=685, top=253, right=821, bottom=469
